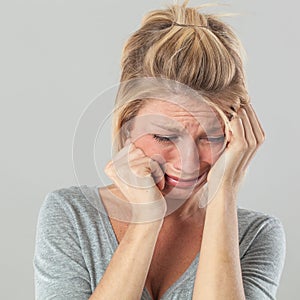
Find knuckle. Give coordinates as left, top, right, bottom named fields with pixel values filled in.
left=131, top=164, right=150, bottom=177
left=238, top=141, right=248, bottom=151
left=256, top=132, right=265, bottom=146
left=257, top=138, right=264, bottom=147
left=259, top=129, right=266, bottom=142
left=248, top=139, right=257, bottom=149
left=134, top=148, right=145, bottom=156
left=149, top=158, right=157, bottom=167
left=104, top=164, right=114, bottom=177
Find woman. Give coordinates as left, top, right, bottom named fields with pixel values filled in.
left=34, top=1, right=286, bottom=299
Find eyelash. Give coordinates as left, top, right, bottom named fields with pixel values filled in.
left=204, top=135, right=226, bottom=143
left=152, top=134, right=225, bottom=144
left=153, top=134, right=177, bottom=143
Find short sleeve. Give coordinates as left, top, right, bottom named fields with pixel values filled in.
left=33, top=191, right=92, bottom=300
left=241, top=217, right=286, bottom=300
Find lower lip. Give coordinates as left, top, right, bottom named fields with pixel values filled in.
left=165, top=174, right=206, bottom=188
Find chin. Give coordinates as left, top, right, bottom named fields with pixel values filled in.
left=162, top=178, right=206, bottom=201
left=161, top=181, right=206, bottom=215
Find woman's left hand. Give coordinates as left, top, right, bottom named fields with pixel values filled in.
left=205, top=104, right=265, bottom=200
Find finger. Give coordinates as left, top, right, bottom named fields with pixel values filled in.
left=112, top=142, right=132, bottom=162
left=220, top=115, right=248, bottom=183
left=105, top=144, right=140, bottom=182
left=104, top=160, right=114, bottom=178
left=127, top=145, right=166, bottom=180
left=150, top=154, right=166, bottom=190
left=150, top=159, right=165, bottom=190
left=129, top=157, right=165, bottom=190
left=244, top=104, right=265, bottom=145
left=239, top=105, right=265, bottom=173
left=112, top=142, right=144, bottom=165
left=236, top=108, right=257, bottom=176
left=228, top=115, right=247, bottom=157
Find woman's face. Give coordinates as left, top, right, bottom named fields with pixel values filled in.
left=129, top=98, right=226, bottom=200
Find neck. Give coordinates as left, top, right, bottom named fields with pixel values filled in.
left=164, top=193, right=207, bottom=224
left=100, top=184, right=207, bottom=225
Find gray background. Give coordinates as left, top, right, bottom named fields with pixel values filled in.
left=1, top=0, right=298, bottom=299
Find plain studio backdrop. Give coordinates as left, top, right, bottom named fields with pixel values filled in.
left=1, top=0, right=298, bottom=299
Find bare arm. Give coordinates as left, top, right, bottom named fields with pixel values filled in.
left=89, top=142, right=166, bottom=299
left=89, top=220, right=163, bottom=300
left=193, top=104, right=265, bottom=299
left=193, top=186, right=245, bottom=299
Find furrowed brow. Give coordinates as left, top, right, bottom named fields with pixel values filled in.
left=150, top=122, right=224, bottom=135
left=150, top=122, right=184, bottom=133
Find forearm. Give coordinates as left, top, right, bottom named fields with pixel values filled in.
left=192, top=185, right=245, bottom=300
left=89, top=219, right=163, bottom=300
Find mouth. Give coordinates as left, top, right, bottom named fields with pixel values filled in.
left=164, top=173, right=207, bottom=189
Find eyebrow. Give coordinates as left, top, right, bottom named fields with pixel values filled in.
left=150, top=122, right=184, bottom=133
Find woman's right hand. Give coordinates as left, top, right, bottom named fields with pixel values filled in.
left=104, top=141, right=167, bottom=222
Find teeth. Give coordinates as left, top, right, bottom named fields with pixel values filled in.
left=164, top=172, right=207, bottom=189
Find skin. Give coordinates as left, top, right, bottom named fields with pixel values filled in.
left=129, top=99, right=226, bottom=208
left=89, top=98, right=264, bottom=300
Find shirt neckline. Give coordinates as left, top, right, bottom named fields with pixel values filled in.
left=90, top=184, right=199, bottom=300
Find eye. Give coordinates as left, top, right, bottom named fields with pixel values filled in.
left=200, top=135, right=226, bottom=144
left=152, top=134, right=178, bottom=143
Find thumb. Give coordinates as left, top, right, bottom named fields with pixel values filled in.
left=150, top=154, right=166, bottom=191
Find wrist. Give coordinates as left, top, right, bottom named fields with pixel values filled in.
left=130, top=199, right=167, bottom=224
left=205, top=181, right=237, bottom=210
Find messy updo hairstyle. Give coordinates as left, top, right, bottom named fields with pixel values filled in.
left=113, top=0, right=249, bottom=151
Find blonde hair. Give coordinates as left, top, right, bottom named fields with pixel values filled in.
left=113, top=1, right=249, bottom=151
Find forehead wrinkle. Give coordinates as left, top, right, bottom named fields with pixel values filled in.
left=150, top=119, right=223, bottom=136
left=156, top=109, right=220, bottom=127
left=141, top=99, right=214, bottom=115
left=137, top=100, right=224, bottom=133
left=150, top=122, right=184, bottom=133
left=172, top=113, right=223, bottom=129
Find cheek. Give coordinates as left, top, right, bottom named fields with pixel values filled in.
left=133, top=136, right=221, bottom=167
left=203, top=148, right=223, bottom=166
left=200, top=150, right=216, bottom=165
left=133, top=136, right=173, bottom=159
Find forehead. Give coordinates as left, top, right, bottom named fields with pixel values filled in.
left=135, top=98, right=223, bottom=129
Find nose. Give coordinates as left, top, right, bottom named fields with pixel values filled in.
left=174, top=137, right=200, bottom=176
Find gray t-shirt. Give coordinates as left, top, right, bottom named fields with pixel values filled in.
left=33, top=185, right=286, bottom=300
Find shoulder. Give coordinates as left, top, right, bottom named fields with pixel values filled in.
left=237, top=206, right=283, bottom=229
left=37, top=185, right=104, bottom=230
left=42, top=184, right=100, bottom=212
left=237, top=206, right=285, bottom=234
left=237, top=207, right=286, bottom=298
left=34, top=186, right=98, bottom=298
left=43, top=185, right=90, bottom=206
left=237, top=206, right=286, bottom=259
